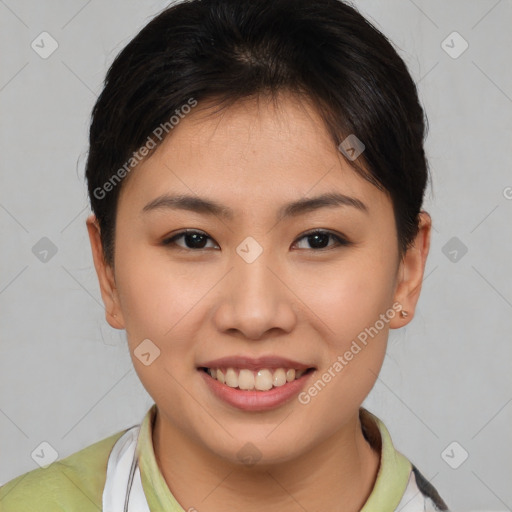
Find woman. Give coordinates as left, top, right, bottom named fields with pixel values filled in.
left=0, top=0, right=449, bottom=510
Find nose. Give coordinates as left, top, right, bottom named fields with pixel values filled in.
left=212, top=244, right=297, bottom=341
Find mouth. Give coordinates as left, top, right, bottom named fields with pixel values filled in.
left=199, top=366, right=315, bottom=391
left=197, top=357, right=316, bottom=411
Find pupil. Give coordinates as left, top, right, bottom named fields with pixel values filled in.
left=187, top=233, right=207, bottom=249
left=309, top=233, right=328, bottom=249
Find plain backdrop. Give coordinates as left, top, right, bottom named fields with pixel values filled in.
left=1, top=1, right=511, bottom=510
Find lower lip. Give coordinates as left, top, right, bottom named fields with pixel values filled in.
left=199, top=369, right=314, bottom=412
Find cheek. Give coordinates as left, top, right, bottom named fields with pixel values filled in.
left=295, top=272, right=393, bottom=432
left=300, top=251, right=398, bottom=344
left=295, top=247, right=397, bottom=404
left=114, top=245, right=202, bottom=353
left=303, top=246, right=398, bottom=408
left=114, top=250, right=207, bottom=406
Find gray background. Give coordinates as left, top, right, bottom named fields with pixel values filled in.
left=1, top=1, right=511, bottom=510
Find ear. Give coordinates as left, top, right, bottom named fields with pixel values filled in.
left=86, top=214, right=125, bottom=330
left=389, top=211, right=431, bottom=328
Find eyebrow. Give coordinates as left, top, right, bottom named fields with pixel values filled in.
left=142, top=192, right=368, bottom=220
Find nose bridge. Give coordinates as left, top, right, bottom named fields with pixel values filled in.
left=233, top=236, right=279, bottom=308
left=213, top=236, right=296, bottom=339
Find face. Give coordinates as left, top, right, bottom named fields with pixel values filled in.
left=88, top=93, right=430, bottom=465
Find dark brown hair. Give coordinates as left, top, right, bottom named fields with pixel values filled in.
left=85, top=0, right=429, bottom=267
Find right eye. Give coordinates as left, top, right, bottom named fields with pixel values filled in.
left=161, top=229, right=220, bottom=251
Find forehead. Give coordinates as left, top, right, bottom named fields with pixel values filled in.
left=117, top=94, right=392, bottom=219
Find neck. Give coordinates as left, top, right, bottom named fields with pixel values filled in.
left=152, top=409, right=380, bottom=512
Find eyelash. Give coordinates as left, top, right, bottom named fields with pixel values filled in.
left=161, top=229, right=351, bottom=252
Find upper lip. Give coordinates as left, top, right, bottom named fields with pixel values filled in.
left=199, top=356, right=315, bottom=371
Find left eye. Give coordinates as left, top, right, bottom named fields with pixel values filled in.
left=293, top=230, right=350, bottom=250
left=162, top=229, right=349, bottom=251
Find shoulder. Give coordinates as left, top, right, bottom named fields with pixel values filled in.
left=0, top=428, right=129, bottom=512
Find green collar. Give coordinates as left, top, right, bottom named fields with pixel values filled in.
left=359, top=407, right=412, bottom=511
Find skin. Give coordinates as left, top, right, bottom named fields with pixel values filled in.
left=87, top=93, right=431, bottom=512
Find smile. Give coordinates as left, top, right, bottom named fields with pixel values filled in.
left=201, top=367, right=313, bottom=391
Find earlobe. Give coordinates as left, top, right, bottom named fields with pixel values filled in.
left=86, top=214, right=125, bottom=330
left=389, top=211, right=432, bottom=329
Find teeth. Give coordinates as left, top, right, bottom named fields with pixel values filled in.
left=206, top=367, right=309, bottom=391
left=255, top=369, right=273, bottom=391
left=286, top=369, right=296, bottom=382
left=225, top=368, right=238, bottom=388
left=273, top=368, right=287, bottom=387
left=238, top=369, right=255, bottom=390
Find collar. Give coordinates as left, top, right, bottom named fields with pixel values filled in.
left=136, top=404, right=411, bottom=511
left=359, top=407, right=412, bottom=510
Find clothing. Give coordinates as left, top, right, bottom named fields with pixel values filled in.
left=0, top=404, right=449, bottom=511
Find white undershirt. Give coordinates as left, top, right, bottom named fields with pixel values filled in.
left=102, top=425, right=150, bottom=512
